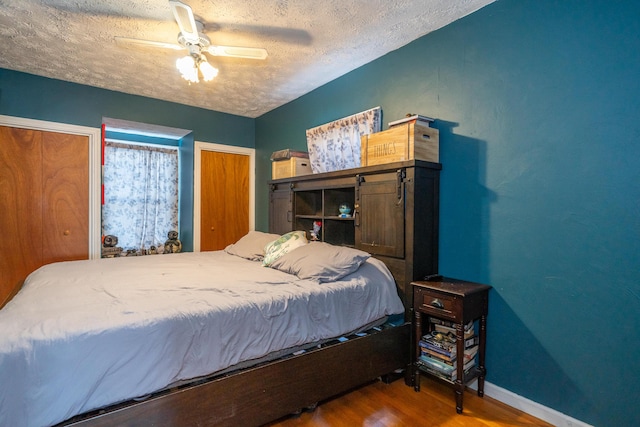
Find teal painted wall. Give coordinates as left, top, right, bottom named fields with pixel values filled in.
left=2, top=0, right=639, bottom=424
left=0, top=69, right=255, bottom=251
left=256, top=1, right=640, bottom=426
left=0, top=69, right=255, bottom=146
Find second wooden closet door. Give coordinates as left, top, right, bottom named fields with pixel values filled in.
left=200, top=150, right=249, bottom=251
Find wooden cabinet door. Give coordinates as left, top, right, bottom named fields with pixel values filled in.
left=355, top=171, right=405, bottom=258
left=42, top=131, right=89, bottom=264
left=0, top=126, right=43, bottom=306
left=200, top=150, right=249, bottom=251
left=269, top=185, right=293, bottom=235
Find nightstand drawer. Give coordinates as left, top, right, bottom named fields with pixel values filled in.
left=414, top=287, right=459, bottom=321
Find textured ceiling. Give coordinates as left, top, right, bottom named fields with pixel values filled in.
left=0, top=0, right=494, bottom=118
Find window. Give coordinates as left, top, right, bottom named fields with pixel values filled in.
left=102, top=140, right=179, bottom=252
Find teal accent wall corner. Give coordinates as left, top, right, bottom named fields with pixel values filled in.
left=256, top=1, right=640, bottom=426
left=178, top=133, right=195, bottom=252
left=0, top=68, right=255, bottom=251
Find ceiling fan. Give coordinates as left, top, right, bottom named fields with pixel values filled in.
left=116, top=0, right=268, bottom=83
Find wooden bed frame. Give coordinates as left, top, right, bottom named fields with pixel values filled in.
left=55, top=160, right=441, bottom=426
left=59, top=323, right=409, bottom=427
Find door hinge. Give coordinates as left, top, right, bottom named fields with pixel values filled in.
left=396, top=169, right=406, bottom=201
left=355, top=174, right=364, bottom=201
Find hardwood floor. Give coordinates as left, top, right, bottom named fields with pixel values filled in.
left=266, top=376, right=553, bottom=427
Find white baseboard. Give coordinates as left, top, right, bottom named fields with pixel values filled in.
left=468, top=380, right=592, bottom=427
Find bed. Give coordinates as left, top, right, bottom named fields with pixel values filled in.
left=0, top=231, right=410, bottom=427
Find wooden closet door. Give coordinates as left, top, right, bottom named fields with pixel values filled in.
left=0, top=126, right=89, bottom=308
left=42, top=131, right=89, bottom=264
left=200, top=150, right=249, bottom=251
left=0, top=126, right=43, bottom=306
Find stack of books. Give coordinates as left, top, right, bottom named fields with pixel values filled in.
left=417, top=319, right=479, bottom=382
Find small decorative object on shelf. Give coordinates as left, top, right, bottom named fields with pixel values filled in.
left=101, top=235, right=122, bottom=258
left=338, top=203, right=352, bottom=217
left=164, top=230, right=182, bottom=253
left=103, top=235, right=118, bottom=247
left=309, top=220, right=322, bottom=241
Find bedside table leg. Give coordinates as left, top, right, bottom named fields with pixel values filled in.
left=413, top=309, right=422, bottom=392
left=455, top=380, right=464, bottom=414
left=455, top=321, right=465, bottom=413
left=478, top=313, right=488, bottom=397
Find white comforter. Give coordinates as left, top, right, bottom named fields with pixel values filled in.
left=0, top=251, right=403, bottom=427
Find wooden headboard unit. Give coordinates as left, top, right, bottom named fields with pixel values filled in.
left=268, top=159, right=441, bottom=312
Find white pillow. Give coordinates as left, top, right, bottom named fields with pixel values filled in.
left=262, top=231, right=308, bottom=266
left=224, top=231, right=282, bottom=261
left=269, top=241, right=370, bottom=282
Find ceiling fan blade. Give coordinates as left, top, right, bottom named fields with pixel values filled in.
left=206, top=45, right=268, bottom=60
left=115, top=37, right=185, bottom=51
left=169, top=0, right=200, bottom=43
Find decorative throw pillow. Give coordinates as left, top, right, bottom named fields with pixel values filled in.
left=269, top=241, right=370, bottom=282
left=224, top=231, right=282, bottom=261
left=262, top=230, right=308, bottom=266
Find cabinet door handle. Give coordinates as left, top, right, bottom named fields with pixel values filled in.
left=430, top=299, right=444, bottom=309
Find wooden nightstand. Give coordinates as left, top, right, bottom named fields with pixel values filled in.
left=412, top=278, right=491, bottom=413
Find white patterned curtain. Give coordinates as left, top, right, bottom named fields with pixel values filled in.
left=102, top=141, right=179, bottom=251
left=306, top=107, right=381, bottom=173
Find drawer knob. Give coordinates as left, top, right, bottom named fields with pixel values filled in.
left=430, top=299, right=444, bottom=309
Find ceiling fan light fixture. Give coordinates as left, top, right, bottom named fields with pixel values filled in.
left=118, top=1, right=265, bottom=85
left=198, top=57, right=218, bottom=82
left=176, top=53, right=218, bottom=83
left=176, top=55, right=198, bottom=83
